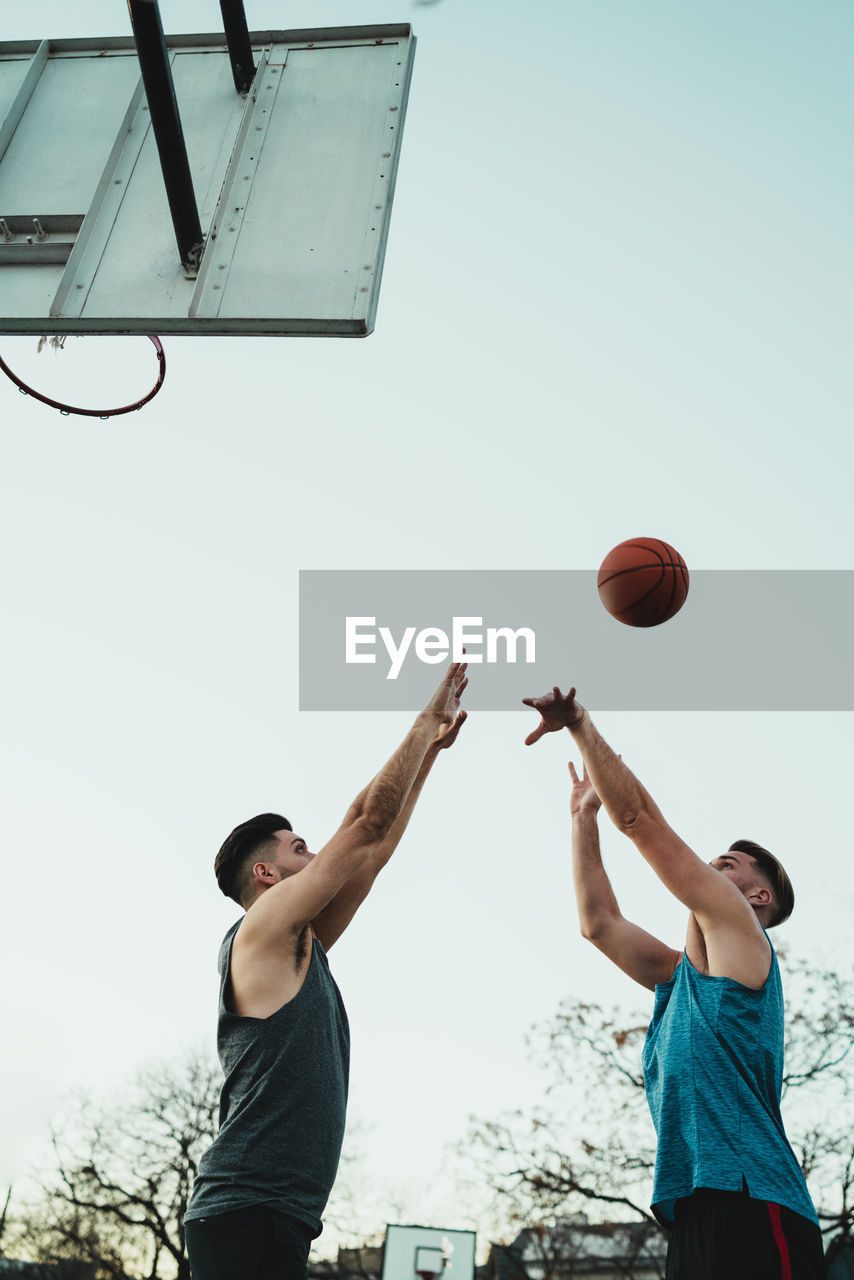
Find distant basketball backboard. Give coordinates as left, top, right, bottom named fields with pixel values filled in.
left=382, top=1225, right=476, bottom=1280
left=0, top=25, right=415, bottom=336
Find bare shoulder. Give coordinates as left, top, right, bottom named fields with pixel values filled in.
left=686, top=913, right=772, bottom=990
left=228, top=909, right=314, bottom=1019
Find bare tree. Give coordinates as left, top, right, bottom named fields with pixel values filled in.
left=464, top=953, right=854, bottom=1266
left=0, top=1183, right=12, bottom=1254
left=489, top=1218, right=666, bottom=1280
left=9, top=1195, right=130, bottom=1279
left=11, top=1052, right=220, bottom=1280
left=465, top=1009, right=657, bottom=1234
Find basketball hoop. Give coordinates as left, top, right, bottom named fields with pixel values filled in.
left=414, top=1244, right=447, bottom=1280
left=0, top=335, right=166, bottom=419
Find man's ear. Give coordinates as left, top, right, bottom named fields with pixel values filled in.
left=749, top=886, right=772, bottom=907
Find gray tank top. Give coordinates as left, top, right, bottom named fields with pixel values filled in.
left=185, top=920, right=350, bottom=1234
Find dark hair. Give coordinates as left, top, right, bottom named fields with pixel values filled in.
left=215, top=813, right=293, bottom=907
left=728, top=838, right=794, bottom=928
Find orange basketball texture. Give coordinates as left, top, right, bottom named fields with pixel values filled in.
left=597, top=538, right=689, bottom=627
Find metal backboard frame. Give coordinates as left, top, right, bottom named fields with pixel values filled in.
left=0, top=26, right=415, bottom=336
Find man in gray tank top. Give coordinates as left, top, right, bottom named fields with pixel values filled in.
left=185, top=663, right=468, bottom=1280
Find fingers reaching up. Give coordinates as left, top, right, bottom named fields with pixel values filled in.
left=568, top=760, right=602, bottom=815
left=425, top=660, right=469, bottom=725
left=522, top=685, right=586, bottom=745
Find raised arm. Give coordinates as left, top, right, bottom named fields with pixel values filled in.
left=569, top=761, right=680, bottom=991
left=241, top=663, right=467, bottom=952
left=524, top=687, right=771, bottom=986
left=312, top=706, right=468, bottom=949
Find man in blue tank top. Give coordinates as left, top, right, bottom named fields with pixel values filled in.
left=523, top=684, right=825, bottom=1280
left=185, top=662, right=468, bottom=1280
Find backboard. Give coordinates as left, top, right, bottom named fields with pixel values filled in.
left=0, top=25, right=415, bottom=336
left=382, top=1225, right=476, bottom=1280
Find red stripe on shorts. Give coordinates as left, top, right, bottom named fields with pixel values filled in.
left=767, top=1202, right=793, bottom=1280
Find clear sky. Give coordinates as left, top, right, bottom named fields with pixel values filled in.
left=1, top=0, right=852, bottom=1255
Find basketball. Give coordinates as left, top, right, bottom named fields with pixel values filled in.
left=597, top=538, right=689, bottom=627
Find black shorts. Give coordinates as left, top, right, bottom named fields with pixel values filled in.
left=666, top=1189, right=825, bottom=1280
left=185, top=1204, right=315, bottom=1280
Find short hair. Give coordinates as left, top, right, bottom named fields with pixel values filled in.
left=728, top=838, right=794, bottom=928
left=215, top=812, right=293, bottom=907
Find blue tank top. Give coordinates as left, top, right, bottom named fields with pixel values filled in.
left=642, top=943, right=817, bottom=1228
left=185, top=921, right=350, bottom=1234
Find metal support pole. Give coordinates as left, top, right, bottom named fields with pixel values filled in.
left=219, top=0, right=256, bottom=94
left=126, top=0, right=204, bottom=271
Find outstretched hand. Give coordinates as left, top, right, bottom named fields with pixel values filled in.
left=425, top=661, right=469, bottom=726
left=521, top=686, right=586, bottom=745
left=568, top=760, right=601, bottom=816
left=433, top=708, right=468, bottom=750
